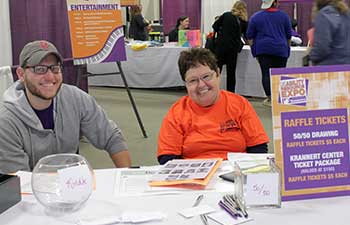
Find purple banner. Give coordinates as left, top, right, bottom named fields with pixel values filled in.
left=281, top=108, right=350, bottom=190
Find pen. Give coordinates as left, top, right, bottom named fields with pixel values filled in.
left=233, top=196, right=249, bottom=218
left=223, top=199, right=241, bottom=217
left=218, top=200, right=238, bottom=219
left=192, top=195, right=209, bottom=225
left=193, top=194, right=204, bottom=207
left=222, top=197, right=242, bottom=217
left=223, top=195, right=238, bottom=209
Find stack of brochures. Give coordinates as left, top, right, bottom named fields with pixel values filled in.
left=149, top=158, right=222, bottom=188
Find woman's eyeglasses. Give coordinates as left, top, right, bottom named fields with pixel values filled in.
left=185, top=71, right=215, bottom=86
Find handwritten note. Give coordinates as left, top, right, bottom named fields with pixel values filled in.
left=58, top=165, right=93, bottom=201
left=245, top=173, right=280, bottom=206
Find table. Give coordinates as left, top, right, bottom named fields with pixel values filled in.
left=1, top=162, right=349, bottom=225
left=88, top=44, right=185, bottom=89
left=88, top=45, right=307, bottom=97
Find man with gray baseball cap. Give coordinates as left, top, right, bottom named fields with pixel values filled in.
left=19, top=40, right=63, bottom=67
left=0, top=40, right=131, bottom=173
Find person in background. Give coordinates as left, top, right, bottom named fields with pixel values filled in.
left=234, top=1, right=249, bottom=41
left=290, top=18, right=302, bottom=46
left=129, top=4, right=151, bottom=41
left=309, top=0, right=350, bottom=65
left=302, top=4, right=318, bottom=66
left=246, top=0, right=291, bottom=106
left=307, top=2, right=321, bottom=49
left=307, top=27, right=315, bottom=48
left=212, top=0, right=248, bottom=93
left=204, top=16, right=220, bottom=54
left=0, top=40, right=131, bottom=173
left=168, top=16, right=190, bottom=42
left=157, top=48, right=269, bottom=165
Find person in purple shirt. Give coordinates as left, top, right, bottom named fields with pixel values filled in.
left=290, top=18, right=302, bottom=46
left=246, top=0, right=291, bottom=106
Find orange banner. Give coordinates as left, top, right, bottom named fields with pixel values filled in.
left=120, top=0, right=139, bottom=6
left=66, top=0, right=126, bottom=64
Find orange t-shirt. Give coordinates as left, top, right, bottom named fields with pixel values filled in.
left=157, top=90, right=269, bottom=160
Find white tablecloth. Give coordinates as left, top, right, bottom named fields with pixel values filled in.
left=2, top=164, right=350, bottom=225
left=88, top=45, right=185, bottom=89
left=88, top=45, right=307, bottom=97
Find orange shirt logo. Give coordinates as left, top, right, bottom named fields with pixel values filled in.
left=220, top=119, right=239, bottom=133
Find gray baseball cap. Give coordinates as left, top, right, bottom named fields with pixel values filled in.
left=19, top=40, right=63, bottom=67
left=261, top=0, right=274, bottom=9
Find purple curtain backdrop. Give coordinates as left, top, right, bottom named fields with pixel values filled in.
left=9, top=0, right=88, bottom=91
left=162, top=0, right=201, bottom=35
left=297, top=2, right=313, bottom=45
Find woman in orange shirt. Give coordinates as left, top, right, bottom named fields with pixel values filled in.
left=157, top=48, right=269, bottom=164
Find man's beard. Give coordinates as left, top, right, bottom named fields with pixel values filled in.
left=24, top=78, right=62, bottom=100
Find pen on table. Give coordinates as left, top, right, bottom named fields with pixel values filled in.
left=223, top=195, right=239, bottom=210
left=192, top=195, right=209, bottom=225
left=218, top=200, right=238, bottom=219
left=233, top=196, right=248, bottom=218
left=222, top=198, right=242, bottom=217
left=193, top=194, right=204, bottom=207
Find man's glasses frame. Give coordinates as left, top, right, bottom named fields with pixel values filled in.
left=25, top=65, right=63, bottom=75
left=185, top=71, right=216, bottom=86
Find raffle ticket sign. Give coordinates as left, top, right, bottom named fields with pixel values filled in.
left=271, top=65, right=350, bottom=200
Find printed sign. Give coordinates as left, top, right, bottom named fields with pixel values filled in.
left=271, top=65, right=350, bottom=201
left=278, top=76, right=308, bottom=106
left=281, top=109, right=349, bottom=191
left=66, top=0, right=126, bottom=65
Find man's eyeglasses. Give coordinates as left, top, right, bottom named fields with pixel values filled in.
left=185, top=71, right=216, bottom=86
left=25, top=65, right=63, bottom=75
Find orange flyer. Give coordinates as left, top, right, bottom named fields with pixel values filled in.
left=66, top=0, right=126, bottom=65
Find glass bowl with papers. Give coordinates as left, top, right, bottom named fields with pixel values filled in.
left=31, top=153, right=94, bottom=215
